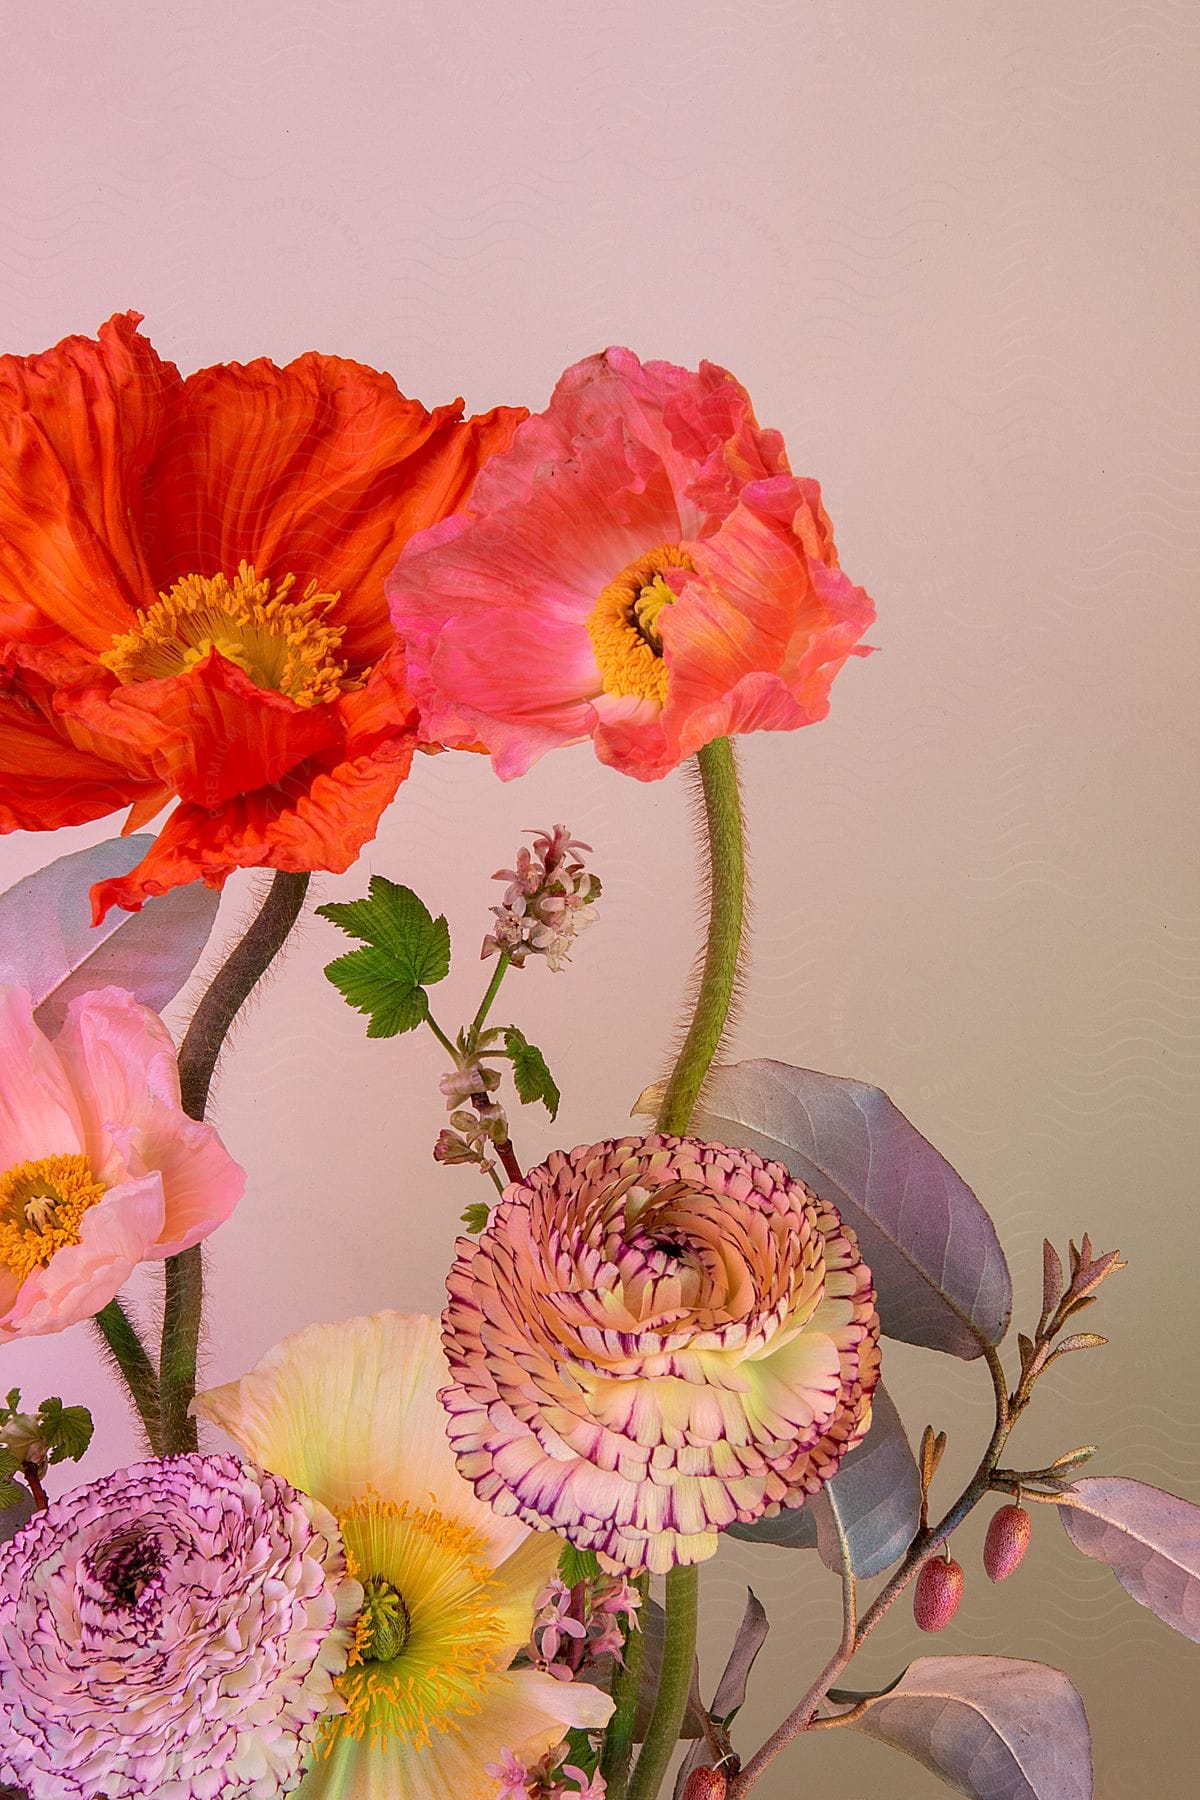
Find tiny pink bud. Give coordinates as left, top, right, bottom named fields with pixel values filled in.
left=983, top=1503, right=1032, bottom=1581
left=914, top=1553, right=964, bottom=1631
left=682, top=1770, right=728, bottom=1800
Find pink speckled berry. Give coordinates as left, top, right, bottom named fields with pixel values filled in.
left=983, top=1503, right=1032, bottom=1581
left=914, top=1553, right=965, bottom=1631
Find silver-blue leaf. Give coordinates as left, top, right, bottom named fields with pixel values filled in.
left=675, top=1059, right=1012, bottom=1358
left=0, top=837, right=220, bottom=1033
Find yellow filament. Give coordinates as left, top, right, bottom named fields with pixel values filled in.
left=0, top=1154, right=107, bottom=1282
left=586, top=545, right=694, bottom=703
left=101, top=560, right=348, bottom=706
left=327, top=1495, right=508, bottom=1753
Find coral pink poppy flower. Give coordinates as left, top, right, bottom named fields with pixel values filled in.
left=0, top=313, right=524, bottom=916
left=0, top=985, right=243, bottom=1342
left=388, top=348, right=875, bottom=780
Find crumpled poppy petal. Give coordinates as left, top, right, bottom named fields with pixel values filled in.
left=146, top=351, right=525, bottom=665
left=0, top=312, right=175, bottom=667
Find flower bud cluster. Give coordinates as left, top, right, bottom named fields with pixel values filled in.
left=482, top=826, right=601, bottom=971
left=0, top=1412, right=50, bottom=1478
left=527, top=1573, right=642, bottom=1680
left=434, top=1059, right=510, bottom=1169
left=486, top=1743, right=606, bottom=1798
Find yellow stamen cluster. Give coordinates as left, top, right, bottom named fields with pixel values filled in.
left=586, top=544, right=694, bottom=704
left=329, top=1495, right=507, bottom=1754
left=101, top=560, right=349, bottom=706
left=0, top=1154, right=107, bottom=1283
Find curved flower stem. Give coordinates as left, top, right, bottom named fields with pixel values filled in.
left=21, top=1464, right=49, bottom=1510
left=159, top=870, right=311, bottom=1456
left=655, top=737, right=746, bottom=1138
left=606, top=738, right=746, bottom=1800
left=730, top=1342, right=1013, bottom=1796
left=423, top=1010, right=460, bottom=1061
left=92, top=1299, right=162, bottom=1454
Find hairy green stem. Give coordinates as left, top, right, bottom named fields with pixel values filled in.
left=159, top=870, right=311, bottom=1455
left=655, top=738, right=746, bottom=1137
left=628, top=1565, right=700, bottom=1800
left=470, top=951, right=511, bottom=1040
left=608, top=737, right=745, bottom=1800
left=599, top=1572, right=649, bottom=1798
left=92, top=1299, right=162, bottom=1454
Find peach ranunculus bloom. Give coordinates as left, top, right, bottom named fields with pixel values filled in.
left=0, top=985, right=244, bottom=1342
left=441, top=1135, right=881, bottom=1575
left=387, top=347, right=876, bottom=781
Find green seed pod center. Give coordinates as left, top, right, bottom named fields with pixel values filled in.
left=359, top=1575, right=412, bottom=1662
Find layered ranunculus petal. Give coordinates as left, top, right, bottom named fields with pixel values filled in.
left=0, top=1453, right=360, bottom=1800
left=0, top=985, right=243, bottom=1341
left=389, top=347, right=874, bottom=781
left=441, top=1135, right=881, bottom=1574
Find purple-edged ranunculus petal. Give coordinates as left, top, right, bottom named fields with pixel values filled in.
left=442, top=1134, right=881, bottom=1574
left=0, top=1452, right=361, bottom=1800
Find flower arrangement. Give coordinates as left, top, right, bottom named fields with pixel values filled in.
left=0, top=314, right=1195, bottom=1800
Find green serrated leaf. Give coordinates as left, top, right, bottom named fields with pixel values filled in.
left=505, top=1027, right=561, bottom=1119
left=4, top=1389, right=20, bottom=1415
left=0, top=1448, right=27, bottom=1510
left=460, top=1203, right=491, bottom=1233
left=561, top=1724, right=601, bottom=1776
left=558, top=1543, right=602, bottom=1585
left=319, top=880, right=450, bottom=1039
left=37, top=1398, right=93, bottom=1464
left=323, top=947, right=431, bottom=1038
left=317, top=879, right=450, bottom=985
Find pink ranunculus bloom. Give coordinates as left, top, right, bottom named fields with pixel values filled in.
left=442, top=1135, right=881, bottom=1574
left=387, top=349, right=875, bottom=780
left=0, top=984, right=244, bottom=1341
left=0, top=1452, right=361, bottom=1800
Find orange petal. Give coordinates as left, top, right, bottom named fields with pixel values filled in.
left=64, top=650, right=346, bottom=810
left=145, top=351, right=525, bottom=666
left=91, top=725, right=416, bottom=916
left=0, top=669, right=153, bottom=830
left=0, top=313, right=177, bottom=666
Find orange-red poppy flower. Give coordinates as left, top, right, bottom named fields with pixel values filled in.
left=0, top=313, right=524, bottom=916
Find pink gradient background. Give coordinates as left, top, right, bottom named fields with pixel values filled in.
left=1, top=3, right=1197, bottom=1793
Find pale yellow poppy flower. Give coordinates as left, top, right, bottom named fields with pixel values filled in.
left=194, top=1312, right=612, bottom=1800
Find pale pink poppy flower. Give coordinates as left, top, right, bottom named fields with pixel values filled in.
left=0, top=984, right=244, bottom=1342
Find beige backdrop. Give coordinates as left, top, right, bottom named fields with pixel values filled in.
left=2, top=3, right=1198, bottom=1794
